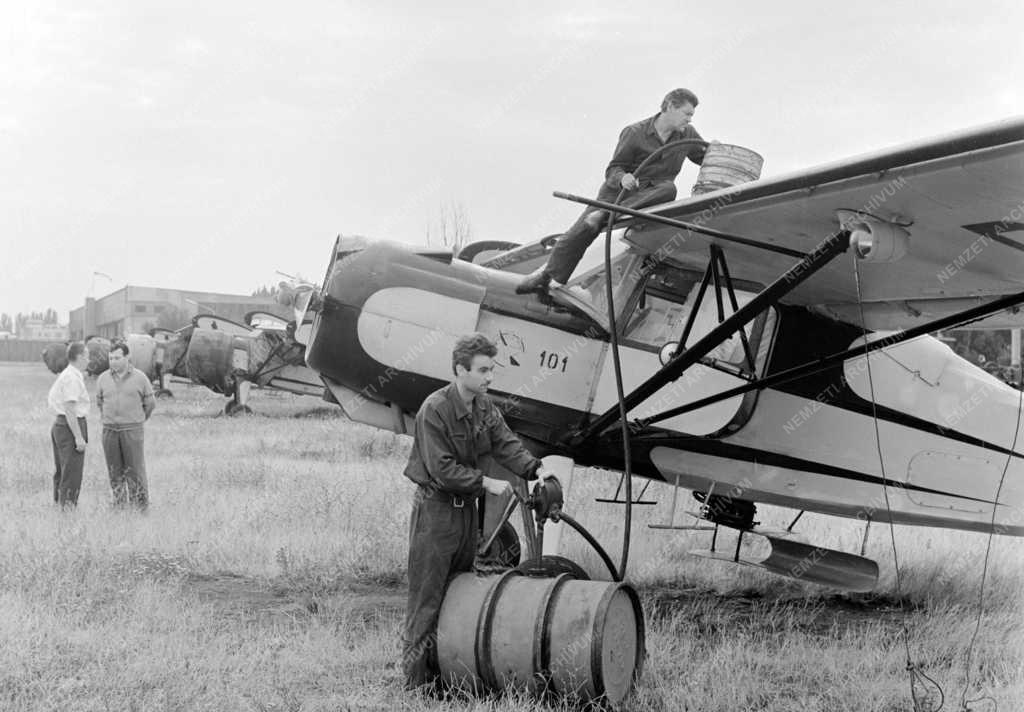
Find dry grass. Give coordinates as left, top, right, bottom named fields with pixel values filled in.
left=1, top=362, right=1021, bottom=711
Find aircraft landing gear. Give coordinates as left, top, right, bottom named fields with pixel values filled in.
left=153, top=369, right=174, bottom=399
left=478, top=466, right=619, bottom=581
left=475, top=522, right=522, bottom=574
left=224, top=400, right=252, bottom=416
left=224, top=381, right=253, bottom=416
left=685, top=489, right=879, bottom=591
left=693, top=490, right=759, bottom=530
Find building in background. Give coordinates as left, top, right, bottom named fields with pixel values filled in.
left=68, top=285, right=291, bottom=340
left=18, top=319, right=69, bottom=340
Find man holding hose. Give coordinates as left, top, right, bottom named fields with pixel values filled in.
left=516, top=88, right=708, bottom=295
left=401, top=332, right=554, bottom=691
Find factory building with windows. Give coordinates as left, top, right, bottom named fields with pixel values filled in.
left=68, top=285, right=291, bottom=341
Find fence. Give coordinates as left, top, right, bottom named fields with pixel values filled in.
left=0, top=339, right=64, bottom=363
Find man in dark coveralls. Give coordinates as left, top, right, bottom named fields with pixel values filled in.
left=402, top=332, right=553, bottom=690
left=517, top=87, right=708, bottom=294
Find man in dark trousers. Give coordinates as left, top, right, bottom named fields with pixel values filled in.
left=401, top=332, right=553, bottom=691
left=96, top=340, right=156, bottom=509
left=47, top=341, right=91, bottom=507
left=517, top=88, right=708, bottom=294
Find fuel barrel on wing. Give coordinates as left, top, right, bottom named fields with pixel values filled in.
left=691, top=143, right=764, bottom=195
left=437, top=570, right=644, bottom=705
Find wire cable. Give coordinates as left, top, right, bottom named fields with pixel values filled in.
left=852, top=257, right=944, bottom=712
left=594, top=138, right=707, bottom=580
left=956, top=359, right=1021, bottom=711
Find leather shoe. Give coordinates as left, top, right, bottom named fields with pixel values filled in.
left=515, top=268, right=552, bottom=295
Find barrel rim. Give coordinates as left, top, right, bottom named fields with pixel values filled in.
left=702, top=142, right=765, bottom=163
left=532, top=573, right=573, bottom=691
left=474, top=569, right=521, bottom=691
left=589, top=582, right=646, bottom=702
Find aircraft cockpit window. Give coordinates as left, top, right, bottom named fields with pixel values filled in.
left=623, top=293, right=692, bottom=347
left=562, top=238, right=646, bottom=326
left=621, top=264, right=774, bottom=376
left=677, top=282, right=761, bottom=368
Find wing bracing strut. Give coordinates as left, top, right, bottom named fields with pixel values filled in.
left=637, top=288, right=1024, bottom=430
left=570, top=227, right=853, bottom=445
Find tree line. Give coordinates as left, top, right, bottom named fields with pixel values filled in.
left=0, top=309, right=61, bottom=334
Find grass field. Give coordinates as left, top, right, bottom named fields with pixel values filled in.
left=1, top=362, right=1021, bottom=711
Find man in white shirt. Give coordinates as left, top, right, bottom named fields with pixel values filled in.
left=47, top=341, right=91, bottom=507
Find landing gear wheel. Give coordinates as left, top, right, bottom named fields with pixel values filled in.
left=516, top=554, right=590, bottom=580
left=479, top=522, right=522, bottom=570
left=155, top=389, right=174, bottom=399
left=225, top=401, right=252, bottom=416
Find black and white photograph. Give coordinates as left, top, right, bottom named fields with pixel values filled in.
left=2, top=2, right=1022, bottom=710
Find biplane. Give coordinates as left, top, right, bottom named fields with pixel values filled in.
left=298, top=116, right=1024, bottom=590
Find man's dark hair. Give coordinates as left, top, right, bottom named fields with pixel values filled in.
left=110, top=340, right=130, bottom=357
left=67, top=341, right=86, bottom=363
left=452, top=333, right=497, bottom=375
left=662, top=88, right=699, bottom=112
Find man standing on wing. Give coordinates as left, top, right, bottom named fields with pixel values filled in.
left=47, top=341, right=91, bottom=507
left=517, top=88, right=708, bottom=294
left=401, top=332, right=554, bottom=691
left=96, top=340, right=156, bottom=509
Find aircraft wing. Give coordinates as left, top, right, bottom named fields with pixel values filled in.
left=192, top=314, right=253, bottom=335
left=623, top=117, right=1024, bottom=330
left=266, top=366, right=326, bottom=397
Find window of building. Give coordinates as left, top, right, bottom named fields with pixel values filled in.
left=134, top=304, right=147, bottom=313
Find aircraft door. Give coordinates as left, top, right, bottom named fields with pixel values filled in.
left=591, top=263, right=774, bottom=436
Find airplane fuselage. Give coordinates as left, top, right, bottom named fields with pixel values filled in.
left=306, top=240, right=1024, bottom=536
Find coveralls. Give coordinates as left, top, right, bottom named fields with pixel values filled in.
left=401, top=382, right=541, bottom=688
left=544, top=115, right=707, bottom=284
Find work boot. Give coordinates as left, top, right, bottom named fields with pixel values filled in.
left=515, top=268, right=552, bottom=295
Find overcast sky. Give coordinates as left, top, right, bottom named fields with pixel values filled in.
left=2, top=1, right=1021, bottom=319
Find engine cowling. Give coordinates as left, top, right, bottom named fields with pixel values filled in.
left=185, top=328, right=243, bottom=394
